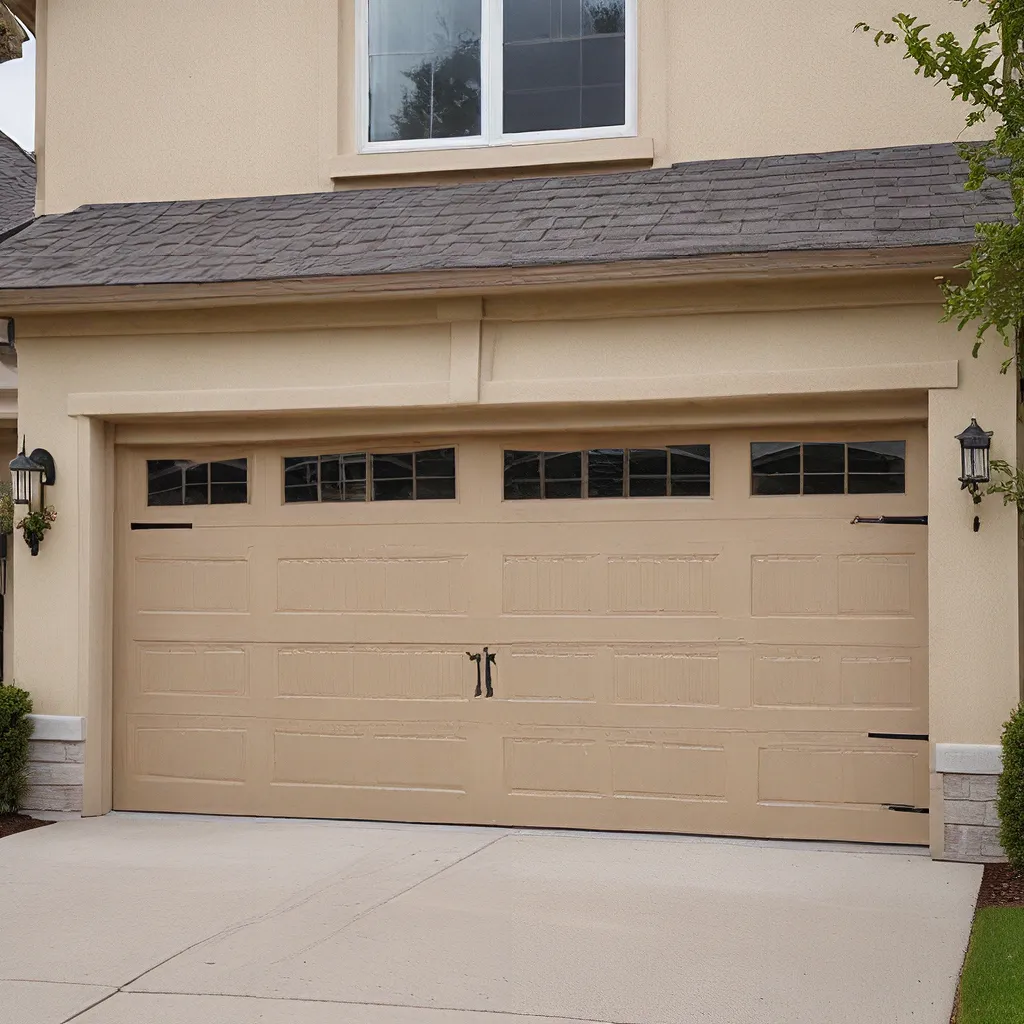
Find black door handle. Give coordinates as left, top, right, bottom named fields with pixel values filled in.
left=466, top=652, right=482, bottom=697
left=484, top=647, right=497, bottom=698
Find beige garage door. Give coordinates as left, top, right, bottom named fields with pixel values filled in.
left=114, top=425, right=928, bottom=844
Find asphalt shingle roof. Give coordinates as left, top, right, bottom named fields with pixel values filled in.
left=0, top=142, right=1010, bottom=291
left=0, top=129, right=34, bottom=238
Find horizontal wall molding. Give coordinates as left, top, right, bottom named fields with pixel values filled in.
left=69, top=382, right=452, bottom=418
left=71, top=361, right=956, bottom=420
left=329, top=136, right=655, bottom=182
left=28, top=714, right=86, bottom=742
left=19, top=274, right=949, bottom=339
left=935, top=743, right=1003, bottom=775
left=481, top=361, right=959, bottom=407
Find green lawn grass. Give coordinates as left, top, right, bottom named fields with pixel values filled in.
left=957, top=908, right=1024, bottom=1024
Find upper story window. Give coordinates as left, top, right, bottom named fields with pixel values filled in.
left=363, top=0, right=636, bottom=150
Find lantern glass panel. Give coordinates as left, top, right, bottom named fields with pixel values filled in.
left=11, top=469, right=30, bottom=505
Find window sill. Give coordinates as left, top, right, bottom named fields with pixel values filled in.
left=329, top=136, right=655, bottom=186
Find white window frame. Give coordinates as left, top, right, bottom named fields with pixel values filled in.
left=356, top=0, right=638, bottom=153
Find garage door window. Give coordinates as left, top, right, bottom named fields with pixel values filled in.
left=284, top=448, right=456, bottom=502
left=147, top=459, right=249, bottom=506
left=751, top=442, right=905, bottom=496
left=504, top=445, right=711, bottom=499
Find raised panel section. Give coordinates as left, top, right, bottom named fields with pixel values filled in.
left=611, top=743, right=726, bottom=800
left=138, top=644, right=248, bottom=696
left=751, top=556, right=831, bottom=616
left=132, top=724, right=246, bottom=783
left=502, top=648, right=597, bottom=701
left=503, top=556, right=593, bottom=614
left=135, top=557, right=249, bottom=613
left=753, top=652, right=829, bottom=707
left=277, top=646, right=466, bottom=700
left=840, top=655, right=915, bottom=708
left=277, top=556, right=466, bottom=614
left=608, top=555, right=717, bottom=614
left=759, top=746, right=918, bottom=806
left=271, top=730, right=466, bottom=792
left=504, top=738, right=602, bottom=796
left=612, top=650, right=719, bottom=706
left=838, top=555, right=913, bottom=616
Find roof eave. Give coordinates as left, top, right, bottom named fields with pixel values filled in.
left=0, top=244, right=971, bottom=315
left=6, top=1, right=34, bottom=34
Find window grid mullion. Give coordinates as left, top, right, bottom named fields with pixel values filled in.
left=485, top=0, right=502, bottom=142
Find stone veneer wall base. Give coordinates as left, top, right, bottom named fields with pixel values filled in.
left=936, top=743, right=1006, bottom=864
left=22, top=715, right=85, bottom=816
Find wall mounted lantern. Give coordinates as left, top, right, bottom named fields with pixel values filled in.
left=9, top=440, right=57, bottom=555
left=956, top=417, right=992, bottom=532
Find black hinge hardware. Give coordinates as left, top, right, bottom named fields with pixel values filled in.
left=131, top=522, right=194, bottom=531
left=466, top=652, right=482, bottom=697
left=851, top=516, right=928, bottom=526
left=887, top=804, right=929, bottom=814
left=484, top=647, right=497, bottom=699
left=868, top=732, right=928, bottom=741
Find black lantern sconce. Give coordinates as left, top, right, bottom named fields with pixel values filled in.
left=9, top=440, right=57, bottom=555
left=956, top=417, right=993, bottom=532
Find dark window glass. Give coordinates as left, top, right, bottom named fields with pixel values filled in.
left=417, top=476, right=457, bottom=499
left=670, top=445, right=711, bottom=498
left=505, top=444, right=711, bottom=500
left=588, top=449, right=624, bottom=497
left=670, top=445, right=711, bottom=477
left=503, top=0, right=626, bottom=135
left=415, top=448, right=456, bottom=479
left=802, top=474, right=845, bottom=495
left=367, top=0, right=482, bottom=143
left=184, top=462, right=209, bottom=506
left=147, top=459, right=248, bottom=506
left=848, top=441, right=906, bottom=475
left=147, top=460, right=186, bottom=506
left=504, top=451, right=542, bottom=500
left=319, top=456, right=342, bottom=502
left=752, top=442, right=800, bottom=476
left=751, top=441, right=906, bottom=496
left=374, top=477, right=415, bottom=501
left=544, top=451, right=582, bottom=499
left=286, top=449, right=453, bottom=504
left=671, top=476, right=711, bottom=497
left=849, top=473, right=906, bottom=495
left=628, top=448, right=668, bottom=497
left=752, top=474, right=800, bottom=496
left=373, top=452, right=414, bottom=480
left=372, top=452, right=415, bottom=502
left=211, top=459, right=248, bottom=505
left=803, top=443, right=844, bottom=475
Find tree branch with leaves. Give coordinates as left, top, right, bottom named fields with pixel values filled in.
left=858, top=0, right=1024, bottom=509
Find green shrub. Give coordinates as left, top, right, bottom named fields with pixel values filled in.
left=998, top=701, right=1024, bottom=870
left=0, top=684, right=33, bottom=815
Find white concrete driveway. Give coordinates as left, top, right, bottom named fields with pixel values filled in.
left=0, top=814, right=980, bottom=1024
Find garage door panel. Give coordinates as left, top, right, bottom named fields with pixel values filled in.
left=277, top=554, right=469, bottom=615
left=116, top=426, right=928, bottom=844
left=751, top=646, right=924, bottom=711
left=270, top=728, right=469, bottom=794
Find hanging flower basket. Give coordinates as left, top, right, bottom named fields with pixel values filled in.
left=16, top=505, right=56, bottom=556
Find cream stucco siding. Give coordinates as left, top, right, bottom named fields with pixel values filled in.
left=37, top=0, right=981, bottom=212
left=39, top=0, right=337, bottom=212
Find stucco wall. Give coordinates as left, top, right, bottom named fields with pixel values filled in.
left=38, top=0, right=981, bottom=212
left=10, top=285, right=1021, bottom=776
